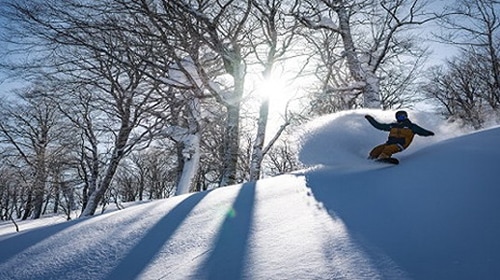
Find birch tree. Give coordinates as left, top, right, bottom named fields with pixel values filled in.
left=302, top=27, right=350, bottom=114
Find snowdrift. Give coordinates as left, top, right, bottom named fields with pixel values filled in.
left=0, top=110, right=499, bottom=280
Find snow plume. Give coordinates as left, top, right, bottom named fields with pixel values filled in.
left=296, top=109, right=469, bottom=168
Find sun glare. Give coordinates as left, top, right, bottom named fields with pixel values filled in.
left=256, top=78, right=287, bottom=99
left=247, top=67, right=309, bottom=122
left=246, top=68, right=312, bottom=132
left=252, top=74, right=296, bottom=116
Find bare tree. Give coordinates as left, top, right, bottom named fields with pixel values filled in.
left=73, top=51, right=164, bottom=216
left=0, top=163, right=22, bottom=221
left=263, top=138, right=303, bottom=176
left=125, top=147, right=178, bottom=201
left=423, top=0, right=500, bottom=128
left=0, top=89, right=65, bottom=219
left=294, top=0, right=437, bottom=109
left=247, top=0, right=299, bottom=180
left=424, top=51, right=495, bottom=129
left=140, top=146, right=178, bottom=199
left=2, top=0, right=172, bottom=216
left=436, top=0, right=500, bottom=108
left=135, top=0, right=253, bottom=187
left=303, top=28, right=356, bottom=114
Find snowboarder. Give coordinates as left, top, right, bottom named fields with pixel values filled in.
left=365, top=111, right=435, bottom=162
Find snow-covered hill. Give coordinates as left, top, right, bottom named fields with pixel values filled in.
left=1, top=110, right=499, bottom=280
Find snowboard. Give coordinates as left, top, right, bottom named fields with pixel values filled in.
left=375, top=157, right=399, bottom=165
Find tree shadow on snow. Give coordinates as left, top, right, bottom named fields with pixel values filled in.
left=303, top=168, right=422, bottom=279
left=194, top=181, right=256, bottom=280
left=304, top=167, right=500, bottom=280
left=105, top=191, right=209, bottom=280
left=0, top=218, right=82, bottom=264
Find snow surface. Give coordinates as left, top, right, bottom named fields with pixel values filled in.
left=1, top=109, right=499, bottom=280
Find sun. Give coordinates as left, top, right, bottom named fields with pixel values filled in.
left=249, top=73, right=298, bottom=132
left=251, top=73, right=295, bottom=115
left=246, top=65, right=310, bottom=121
left=256, top=77, right=287, bottom=99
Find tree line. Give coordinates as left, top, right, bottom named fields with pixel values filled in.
left=0, top=0, right=498, bottom=220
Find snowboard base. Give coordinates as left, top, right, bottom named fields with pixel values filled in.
left=375, top=157, right=399, bottom=165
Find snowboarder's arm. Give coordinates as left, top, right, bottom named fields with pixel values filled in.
left=411, top=124, right=435, bottom=136
left=365, top=115, right=391, bottom=131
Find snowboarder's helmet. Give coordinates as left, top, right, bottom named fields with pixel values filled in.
left=395, top=110, right=408, bottom=122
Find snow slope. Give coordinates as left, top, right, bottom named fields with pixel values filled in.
left=1, top=110, right=499, bottom=280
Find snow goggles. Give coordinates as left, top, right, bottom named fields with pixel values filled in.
left=396, top=114, right=407, bottom=121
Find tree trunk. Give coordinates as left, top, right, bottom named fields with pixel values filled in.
left=80, top=141, right=99, bottom=213
left=220, top=51, right=245, bottom=187
left=80, top=126, right=131, bottom=217
left=31, top=144, right=47, bottom=219
left=53, top=184, right=60, bottom=214
left=80, top=151, right=123, bottom=217
left=220, top=103, right=241, bottom=187
left=21, top=191, right=32, bottom=221
left=175, top=98, right=201, bottom=195
left=174, top=136, right=200, bottom=195
left=336, top=6, right=381, bottom=108
left=30, top=175, right=45, bottom=219
left=249, top=97, right=269, bottom=181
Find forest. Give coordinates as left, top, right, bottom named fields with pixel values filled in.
left=0, top=0, right=499, bottom=221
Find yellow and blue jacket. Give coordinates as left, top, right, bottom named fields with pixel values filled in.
left=366, top=115, right=434, bottom=150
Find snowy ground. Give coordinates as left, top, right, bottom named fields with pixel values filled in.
left=1, top=109, right=499, bottom=280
